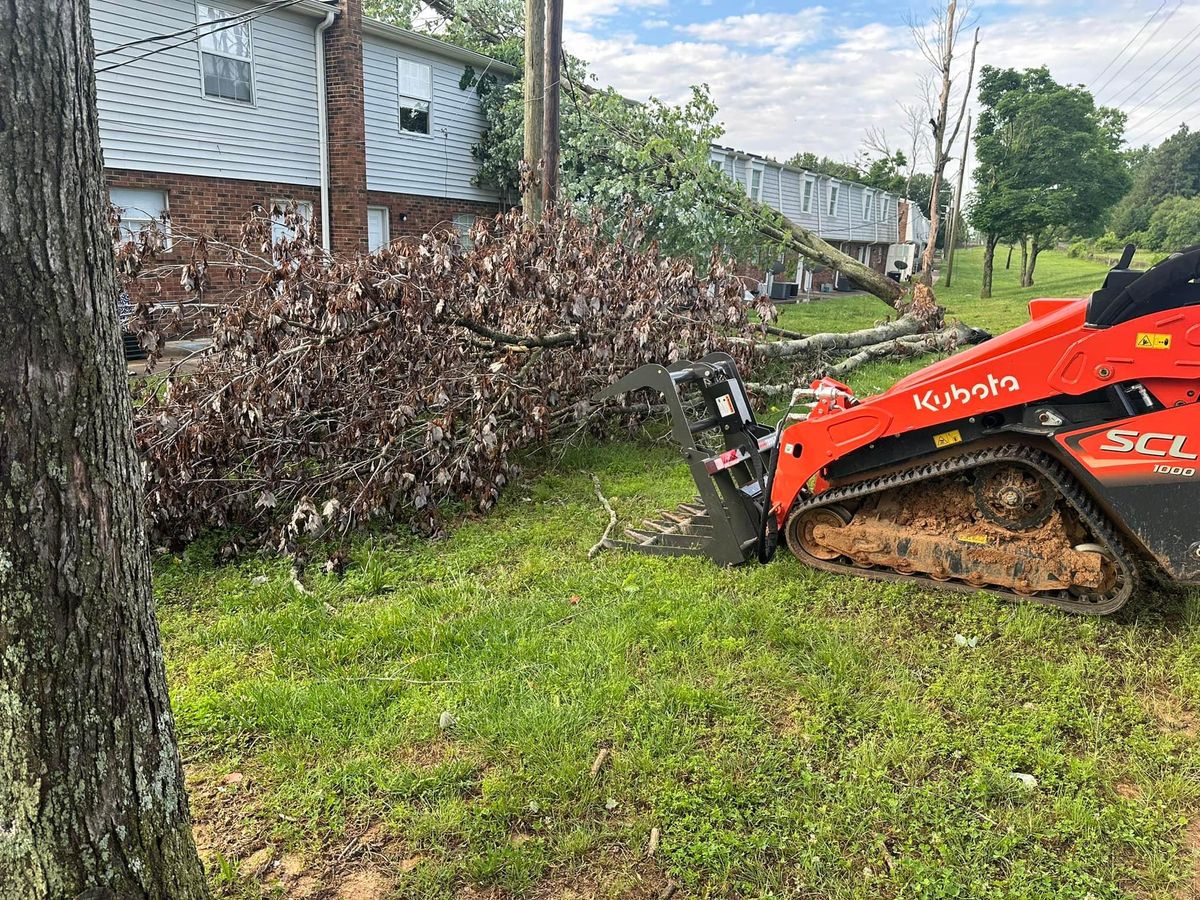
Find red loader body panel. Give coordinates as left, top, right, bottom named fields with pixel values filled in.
left=770, top=295, right=1200, bottom=581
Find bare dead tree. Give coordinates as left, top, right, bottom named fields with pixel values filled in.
left=908, top=0, right=980, bottom=285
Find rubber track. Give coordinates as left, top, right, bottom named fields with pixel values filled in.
left=786, top=445, right=1139, bottom=615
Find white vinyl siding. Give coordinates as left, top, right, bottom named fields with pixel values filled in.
left=709, top=147, right=898, bottom=244
left=367, top=206, right=390, bottom=251
left=197, top=3, right=254, bottom=104
left=363, top=35, right=503, bottom=202
left=110, top=187, right=172, bottom=247
left=91, top=0, right=321, bottom=184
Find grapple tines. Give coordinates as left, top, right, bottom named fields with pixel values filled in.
left=592, top=353, right=775, bottom=566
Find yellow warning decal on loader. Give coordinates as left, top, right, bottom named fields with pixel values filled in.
left=1136, top=332, right=1172, bottom=349
left=956, top=534, right=989, bottom=545
left=934, top=429, right=963, bottom=448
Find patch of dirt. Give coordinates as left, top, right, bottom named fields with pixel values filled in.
left=1145, top=693, right=1199, bottom=739
left=335, top=869, right=392, bottom=900
left=1115, top=782, right=1142, bottom=801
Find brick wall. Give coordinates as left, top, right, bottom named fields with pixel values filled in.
left=366, top=191, right=506, bottom=242
left=324, top=0, right=368, bottom=254
left=106, top=168, right=320, bottom=301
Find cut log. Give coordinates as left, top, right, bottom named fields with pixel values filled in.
left=822, top=321, right=982, bottom=377
left=747, top=314, right=926, bottom=359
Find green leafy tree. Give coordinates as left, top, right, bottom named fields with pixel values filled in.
left=969, top=66, right=1128, bottom=296
left=1140, top=195, right=1200, bottom=251
left=1109, top=126, right=1200, bottom=240
left=471, top=74, right=781, bottom=264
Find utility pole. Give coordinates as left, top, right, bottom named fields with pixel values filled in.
left=942, top=112, right=971, bottom=288
left=541, top=0, right=563, bottom=209
left=522, top=0, right=545, bottom=220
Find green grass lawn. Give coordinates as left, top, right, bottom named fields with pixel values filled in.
left=160, top=249, right=1200, bottom=899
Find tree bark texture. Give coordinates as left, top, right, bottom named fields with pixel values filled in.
left=1019, top=238, right=1029, bottom=287
left=981, top=233, right=1000, bottom=298
left=745, top=314, right=926, bottom=359
left=522, top=0, right=546, bottom=220
left=1026, top=237, right=1042, bottom=287
left=0, top=0, right=208, bottom=896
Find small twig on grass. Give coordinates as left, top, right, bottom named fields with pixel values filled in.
left=590, top=747, right=611, bottom=777
left=588, top=473, right=618, bottom=559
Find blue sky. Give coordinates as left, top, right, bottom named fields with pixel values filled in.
left=561, top=0, right=1200, bottom=166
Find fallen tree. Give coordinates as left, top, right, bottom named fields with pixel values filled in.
left=125, top=206, right=763, bottom=547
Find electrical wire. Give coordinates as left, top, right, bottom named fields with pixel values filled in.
left=95, top=0, right=310, bottom=73
left=1093, top=1, right=1181, bottom=98
left=1088, top=0, right=1168, bottom=89
left=1103, top=18, right=1200, bottom=109
left=95, top=0, right=307, bottom=57
left=1121, top=42, right=1200, bottom=122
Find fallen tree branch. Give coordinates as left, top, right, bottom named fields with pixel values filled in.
left=588, top=474, right=618, bottom=559
left=763, top=324, right=807, bottom=339
left=452, top=318, right=579, bottom=348
left=744, top=314, right=925, bottom=359
left=822, top=321, right=982, bottom=378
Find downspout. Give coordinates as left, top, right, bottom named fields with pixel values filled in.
left=315, top=7, right=336, bottom=253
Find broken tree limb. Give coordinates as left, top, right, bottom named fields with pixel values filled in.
left=588, top=474, right=618, bottom=559
left=745, top=314, right=926, bottom=359
left=715, top=195, right=908, bottom=310
left=822, top=321, right=982, bottom=377
left=763, top=324, right=807, bottom=339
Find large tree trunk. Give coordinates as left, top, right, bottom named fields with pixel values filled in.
left=747, top=201, right=906, bottom=308
left=0, top=0, right=208, bottom=896
left=981, top=233, right=1000, bottom=298
left=1026, top=236, right=1043, bottom=286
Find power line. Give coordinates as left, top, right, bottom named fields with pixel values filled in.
left=1120, top=42, right=1200, bottom=121
left=1103, top=18, right=1200, bottom=109
left=1088, top=0, right=1167, bottom=88
left=95, top=0, right=302, bottom=57
left=1093, top=1, right=1181, bottom=97
left=1128, top=94, right=1199, bottom=146
left=95, top=0, right=310, bottom=73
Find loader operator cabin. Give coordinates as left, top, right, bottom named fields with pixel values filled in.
left=92, top=0, right=928, bottom=285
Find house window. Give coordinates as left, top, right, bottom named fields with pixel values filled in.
left=367, top=206, right=390, bottom=252
left=862, top=190, right=873, bottom=222
left=110, top=187, right=172, bottom=249
left=801, top=176, right=816, bottom=214
left=270, top=199, right=313, bottom=244
left=452, top=212, right=479, bottom=249
left=827, top=182, right=840, bottom=217
left=748, top=165, right=763, bottom=202
left=197, top=4, right=254, bottom=104
left=398, top=58, right=432, bottom=134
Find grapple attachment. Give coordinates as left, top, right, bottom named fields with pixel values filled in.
left=592, top=352, right=777, bottom=566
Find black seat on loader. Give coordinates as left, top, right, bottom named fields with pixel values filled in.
left=1087, top=244, right=1200, bottom=328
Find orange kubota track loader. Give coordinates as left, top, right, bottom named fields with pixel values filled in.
left=595, top=245, right=1200, bottom=615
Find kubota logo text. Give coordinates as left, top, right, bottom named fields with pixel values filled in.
left=912, top=374, right=1020, bottom=413
left=1099, top=429, right=1198, bottom=459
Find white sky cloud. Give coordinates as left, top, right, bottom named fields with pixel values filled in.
left=676, top=10, right=829, bottom=52
left=564, top=0, right=1200, bottom=169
